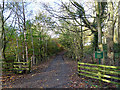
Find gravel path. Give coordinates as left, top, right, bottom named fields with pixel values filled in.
left=10, top=54, right=72, bottom=88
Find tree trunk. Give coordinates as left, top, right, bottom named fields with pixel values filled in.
left=118, top=1, right=120, bottom=66
left=39, top=26, right=42, bottom=62
left=0, top=4, right=3, bottom=87
left=43, top=36, right=45, bottom=60
left=16, top=31, right=20, bottom=62
left=15, top=2, right=24, bottom=62
left=80, top=19, right=83, bottom=62
left=107, top=1, right=114, bottom=65
left=97, top=3, right=102, bottom=45
left=95, top=1, right=105, bottom=64
left=22, top=1, right=28, bottom=62
left=93, top=32, right=98, bottom=51
left=45, top=39, right=47, bottom=59
left=30, top=24, right=35, bottom=66
left=1, top=0, right=6, bottom=60
left=15, top=3, right=20, bottom=62
left=0, top=9, right=2, bottom=59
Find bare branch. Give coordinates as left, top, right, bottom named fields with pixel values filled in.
left=4, top=10, right=13, bottom=23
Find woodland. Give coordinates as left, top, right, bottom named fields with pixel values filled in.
left=0, top=0, right=120, bottom=88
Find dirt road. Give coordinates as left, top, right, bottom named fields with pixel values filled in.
left=9, top=54, right=72, bottom=88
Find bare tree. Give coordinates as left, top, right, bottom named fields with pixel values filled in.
left=0, top=4, right=2, bottom=61
left=0, top=4, right=2, bottom=84
left=118, top=1, right=120, bottom=66
left=22, top=1, right=28, bottom=62
left=95, top=1, right=105, bottom=64
left=14, top=2, right=20, bottom=62
left=1, top=0, right=5, bottom=60
left=29, top=22, right=35, bottom=66
left=1, top=0, right=14, bottom=60
left=106, top=1, right=117, bottom=65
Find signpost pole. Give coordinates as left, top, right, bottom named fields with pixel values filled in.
left=99, top=58, right=101, bottom=64
left=95, top=51, right=103, bottom=87
left=98, top=58, right=101, bottom=87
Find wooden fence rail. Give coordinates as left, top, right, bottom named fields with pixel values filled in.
left=1, top=61, right=31, bottom=74
left=2, top=62, right=13, bottom=75
left=78, top=62, right=120, bottom=85
left=13, top=62, right=31, bottom=74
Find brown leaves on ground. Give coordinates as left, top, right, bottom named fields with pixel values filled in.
left=2, top=55, right=56, bottom=88
left=63, top=55, right=117, bottom=88
left=1, top=53, right=118, bottom=88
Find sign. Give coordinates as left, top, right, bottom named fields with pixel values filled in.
left=95, top=51, right=103, bottom=59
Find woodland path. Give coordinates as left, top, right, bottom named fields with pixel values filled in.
left=4, top=53, right=114, bottom=88
left=9, top=53, right=73, bottom=88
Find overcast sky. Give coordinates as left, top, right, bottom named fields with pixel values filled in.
left=26, top=0, right=69, bottom=18
left=1, top=0, right=94, bottom=38
left=25, top=0, right=69, bottom=38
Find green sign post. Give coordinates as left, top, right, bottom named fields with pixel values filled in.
left=95, top=50, right=103, bottom=86
left=95, top=51, right=103, bottom=64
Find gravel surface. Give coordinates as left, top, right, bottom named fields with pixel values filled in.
left=7, top=54, right=72, bottom=88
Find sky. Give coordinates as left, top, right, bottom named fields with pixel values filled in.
left=25, top=0, right=69, bottom=38
left=1, top=0, right=95, bottom=38
left=26, top=0, right=69, bottom=18
left=1, top=0, right=93, bottom=38
left=1, top=0, right=69, bottom=38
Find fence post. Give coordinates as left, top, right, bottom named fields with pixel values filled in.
left=78, top=62, right=80, bottom=76
left=78, top=62, right=81, bottom=77
left=98, top=65, right=102, bottom=87
left=29, top=60, right=31, bottom=73
left=117, top=67, right=120, bottom=88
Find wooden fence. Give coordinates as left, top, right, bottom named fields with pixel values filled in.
left=1, top=61, right=31, bottom=74
left=78, top=62, right=120, bottom=85
left=13, top=62, right=31, bottom=74
left=2, top=62, right=13, bottom=75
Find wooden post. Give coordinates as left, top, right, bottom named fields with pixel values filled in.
left=98, top=60, right=102, bottom=86
left=29, top=60, right=31, bottom=73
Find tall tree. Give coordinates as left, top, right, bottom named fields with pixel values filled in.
left=95, top=1, right=105, bottom=64
left=1, top=0, right=5, bottom=60
left=0, top=4, right=2, bottom=82
left=118, top=1, right=120, bottom=66
left=22, top=1, right=28, bottom=62
left=106, top=1, right=116, bottom=65
left=80, top=19, right=83, bottom=61
left=0, top=4, right=2, bottom=61
left=15, top=2, right=25, bottom=62
left=1, top=0, right=14, bottom=61
left=29, top=21, right=35, bottom=65
left=15, top=2, right=20, bottom=62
